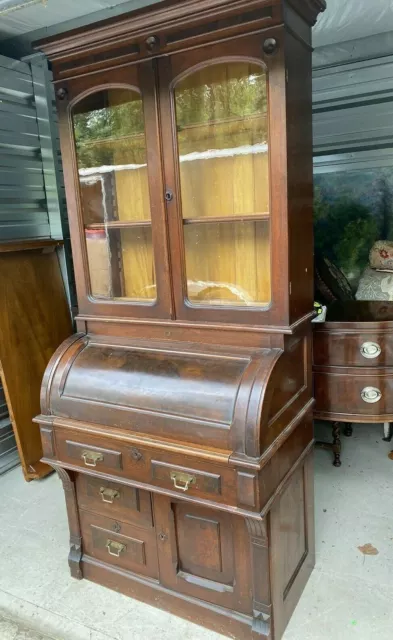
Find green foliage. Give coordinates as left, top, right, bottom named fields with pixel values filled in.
left=73, top=94, right=145, bottom=169
left=175, top=66, right=267, bottom=128
left=313, top=186, right=328, bottom=224
left=73, top=64, right=268, bottom=169
left=378, top=176, right=393, bottom=240
left=314, top=196, right=378, bottom=283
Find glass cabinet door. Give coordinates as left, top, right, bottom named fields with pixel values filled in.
left=72, top=88, right=156, bottom=301
left=174, top=61, right=270, bottom=308
left=63, top=63, right=172, bottom=319
left=158, top=38, right=273, bottom=323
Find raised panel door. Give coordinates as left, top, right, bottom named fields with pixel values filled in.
left=153, top=495, right=252, bottom=613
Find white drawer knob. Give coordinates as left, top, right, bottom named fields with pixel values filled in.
left=361, top=387, right=382, bottom=403
left=360, top=342, right=381, bottom=359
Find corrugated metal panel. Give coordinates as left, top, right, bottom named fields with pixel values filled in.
left=313, top=49, right=393, bottom=173
left=0, top=384, right=19, bottom=475
left=31, top=60, right=63, bottom=239
left=0, top=53, right=51, bottom=240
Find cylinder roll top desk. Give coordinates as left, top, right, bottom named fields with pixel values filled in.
left=35, top=1, right=326, bottom=638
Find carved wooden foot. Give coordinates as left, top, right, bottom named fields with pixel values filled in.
left=332, top=422, right=342, bottom=467
left=343, top=423, right=353, bottom=437
left=383, top=422, right=393, bottom=442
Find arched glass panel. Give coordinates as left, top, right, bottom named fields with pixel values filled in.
left=72, top=88, right=156, bottom=301
left=174, top=61, right=270, bottom=307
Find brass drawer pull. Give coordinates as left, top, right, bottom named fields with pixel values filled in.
left=170, top=471, right=196, bottom=492
left=100, top=487, right=120, bottom=504
left=81, top=450, right=104, bottom=467
left=361, top=387, right=382, bottom=404
left=360, top=342, right=381, bottom=359
left=106, top=539, right=126, bottom=557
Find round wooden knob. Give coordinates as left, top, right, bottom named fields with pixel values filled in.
left=56, top=87, right=68, bottom=100
left=145, top=35, right=160, bottom=52
left=263, top=37, right=278, bottom=55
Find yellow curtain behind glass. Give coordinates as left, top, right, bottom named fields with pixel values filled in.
left=175, top=61, right=271, bottom=306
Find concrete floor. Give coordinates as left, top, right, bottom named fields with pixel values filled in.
left=0, top=422, right=392, bottom=640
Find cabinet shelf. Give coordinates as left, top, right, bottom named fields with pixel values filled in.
left=183, top=213, right=270, bottom=225
left=85, top=220, right=151, bottom=231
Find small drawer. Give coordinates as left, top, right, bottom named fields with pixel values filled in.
left=79, top=510, right=159, bottom=579
left=76, top=475, right=153, bottom=528
left=150, top=459, right=234, bottom=502
left=314, top=367, right=393, bottom=418
left=313, top=330, right=393, bottom=367
left=55, top=429, right=123, bottom=474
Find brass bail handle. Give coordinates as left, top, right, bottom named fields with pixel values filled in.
left=100, top=487, right=120, bottom=504
left=170, top=471, right=196, bottom=492
left=106, top=539, right=126, bottom=557
left=81, top=450, right=104, bottom=467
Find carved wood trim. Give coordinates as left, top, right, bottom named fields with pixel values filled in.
left=37, top=0, right=275, bottom=60
left=245, top=516, right=272, bottom=637
left=39, top=424, right=55, bottom=458
left=245, top=516, right=268, bottom=545
left=39, top=333, right=85, bottom=415
left=237, top=471, right=257, bottom=507
left=36, top=0, right=325, bottom=68
left=55, top=465, right=83, bottom=580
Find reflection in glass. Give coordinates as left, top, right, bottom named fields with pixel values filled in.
left=85, top=227, right=155, bottom=300
left=72, top=88, right=155, bottom=301
left=174, top=62, right=270, bottom=306
left=184, top=221, right=270, bottom=306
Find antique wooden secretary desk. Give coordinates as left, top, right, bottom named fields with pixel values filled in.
left=35, top=0, right=326, bottom=638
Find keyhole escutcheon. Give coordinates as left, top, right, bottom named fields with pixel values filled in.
left=165, top=188, right=174, bottom=202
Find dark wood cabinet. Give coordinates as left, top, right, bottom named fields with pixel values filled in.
left=314, top=301, right=393, bottom=464
left=34, top=0, right=325, bottom=637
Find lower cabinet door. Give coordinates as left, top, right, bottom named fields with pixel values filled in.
left=153, top=495, right=252, bottom=614
left=79, top=510, right=159, bottom=579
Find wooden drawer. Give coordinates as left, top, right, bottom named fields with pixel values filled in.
left=56, top=430, right=123, bottom=475
left=314, top=366, right=393, bottom=419
left=151, top=460, right=224, bottom=498
left=79, top=510, right=159, bottom=579
left=76, top=475, right=153, bottom=528
left=313, top=329, right=393, bottom=367
left=55, top=428, right=237, bottom=505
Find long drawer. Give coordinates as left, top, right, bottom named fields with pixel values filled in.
left=313, top=329, right=393, bottom=367
left=54, top=428, right=237, bottom=504
left=79, top=510, right=159, bottom=579
left=314, top=365, right=393, bottom=419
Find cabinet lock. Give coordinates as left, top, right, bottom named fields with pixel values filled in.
left=165, top=188, right=174, bottom=202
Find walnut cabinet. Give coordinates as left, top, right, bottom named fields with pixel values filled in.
left=35, top=1, right=326, bottom=638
